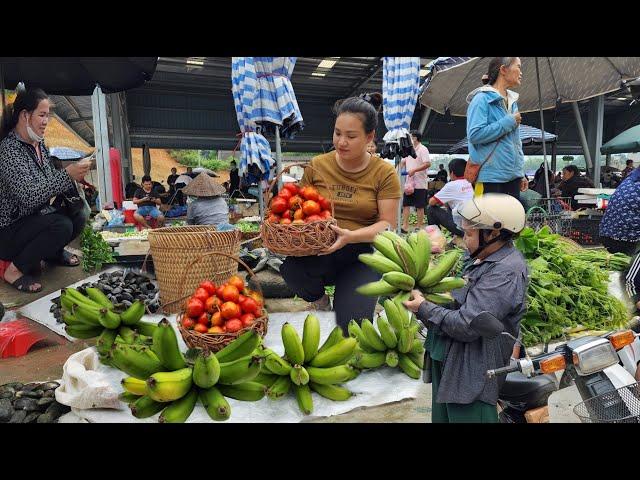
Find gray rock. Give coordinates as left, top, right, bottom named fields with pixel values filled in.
left=0, top=398, right=14, bottom=423
left=43, top=390, right=56, bottom=398
left=41, top=382, right=60, bottom=391
left=20, top=383, right=40, bottom=392
left=0, top=387, right=15, bottom=400
left=9, top=410, right=27, bottom=423
left=3, top=382, right=23, bottom=390
left=37, top=397, right=55, bottom=407
left=23, top=412, right=41, bottom=423
left=16, top=390, right=43, bottom=399
left=45, top=402, right=71, bottom=420
left=37, top=413, right=54, bottom=423
left=248, top=270, right=294, bottom=299
left=14, top=398, right=41, bottom=412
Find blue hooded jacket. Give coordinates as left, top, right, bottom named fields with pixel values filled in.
left=466, top=86, right=525, bottom=183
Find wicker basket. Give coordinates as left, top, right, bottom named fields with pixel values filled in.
left=260, top=163, right=338, bottom=256
left=175, top=251, right=268, bottom=352
left=147, top=226, right=241, bottom=314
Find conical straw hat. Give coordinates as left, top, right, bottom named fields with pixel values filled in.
left=181, top=172, right=227, bottom=197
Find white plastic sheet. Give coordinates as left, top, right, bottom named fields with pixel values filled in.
left=56, top=311, right=422, bottom=423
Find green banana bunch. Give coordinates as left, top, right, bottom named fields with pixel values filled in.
left=262, top=348, right=293, bottom=376
left=425, top=277, right=466, bottom=294
left=382, top=271, right=415, bottom=291
left=266, top=376, right=292, bottom=400
left=358, top=252, right=404, bottom=274
left=152, top=319, right=187, bottom=371
left=355, top=279, right=399, bottom=297
left=418, top=250, right=461, bottom=288
left=281, top=322, right=305, bottom=365
left=146, top=367, right=193, bottom=402
left=121, top=376, right=148, bottom=396
left=294, top=384, right=313, bottom=415
left=306, top=365, right=357, bottom=385
left=130, top=395, right=164, bottom=419
left=96, top=328, right=118, bottom=356
left=200, top=386, right=231, bottom=421
left=218, top=382, right=266, bottom=402
left=372, top=235, right=404, bottom=267
left=350, top=350, right=386, bottom=369
left=215, top=330, right=262, bottom=363
left=218, top=355, right=262, bottom=385
left=65, top=324, right=103, bottom=339
left=120, top=301, right=146, bottom=326
left=360, top=319, right=387, bottom=352
left=290, top=364, right=310, bottom=386
left=309, top=382, right=353, bottom=401
left=254, top=372, right=279, bottom=388
left=347, top=320, right=378, bottom=353
left=109, top=344, right=165, bottom=380
left=302, top=314, right=321, bottom=363
left=309, top=337, right=357, bottom=368
left=85, top=287, right=114, bottom=310
left=317, top=326, right=346, bottom=355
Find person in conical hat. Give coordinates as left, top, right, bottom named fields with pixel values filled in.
left=182, top=173, right=229, bottom=226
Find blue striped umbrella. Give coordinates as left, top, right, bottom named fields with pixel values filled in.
left=231, top=57, right=275, bottom=179
left=381, top=57, right=421, bottom=159
left=448, top=124, right=558, bottom=153
left=252, top=57, right=304, bottom=139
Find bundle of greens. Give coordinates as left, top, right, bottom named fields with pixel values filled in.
left=81, top=226, right=115, bottom=272
left=515, top=226, right=630, bottom=346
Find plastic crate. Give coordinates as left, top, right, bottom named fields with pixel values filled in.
left=565, top=216, right=603, bottom=246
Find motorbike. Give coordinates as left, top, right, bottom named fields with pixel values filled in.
left=471, top=312, right=640, bottom=423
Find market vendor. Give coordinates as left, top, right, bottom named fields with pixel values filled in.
left=183, top=172, right=229, bottom=226
left=0, top=86, right=90, bottom=293
left=280, top=92, right=401, bottom=332
left=404, top=194, right=528, bottom=423
left=133, top=175, right=165, bottom=228
left=599, top=166, right=640, bottom=256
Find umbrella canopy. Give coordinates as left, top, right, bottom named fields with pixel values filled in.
left=419, top=57, right=640, bottom=115
left=600, top=124, right=640, bottom=154
left=0, top=57, right=157, bottom=95
left=448, top=124, right=557, bottom=154
left=381, top=57, right=421, bottom=159
left=253, top=57, right=304, bottom=139
left=231, top=57, right=275, bottom=179
left=142, top=144, right=151, bottom=177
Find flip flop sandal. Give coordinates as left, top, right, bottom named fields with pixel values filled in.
left=7, top=274, right=43, bottom=293
left=53, top=250, right=80, bottom=267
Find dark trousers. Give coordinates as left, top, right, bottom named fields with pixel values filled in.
left=0, top=210, right=87, bottom=275
left=426, top=205, right=464, bottom=237
left=481, top=178, right=521, bottom=200
left=602, top=237, right=640, bottom=256
left=280, top=243, right=381, bottom=334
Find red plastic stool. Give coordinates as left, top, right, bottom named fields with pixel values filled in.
left=0, top=319, right=47, bottom=358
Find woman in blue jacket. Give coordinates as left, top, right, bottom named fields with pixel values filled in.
left=466, top=57, right=525, bottom=199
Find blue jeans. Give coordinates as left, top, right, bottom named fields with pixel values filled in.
left=137, top=205, right=163, bottom=219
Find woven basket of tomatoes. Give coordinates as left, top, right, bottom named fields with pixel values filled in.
left=260, top=163, right=338, bottom=256
left=173, top=252, right=268, bottom=352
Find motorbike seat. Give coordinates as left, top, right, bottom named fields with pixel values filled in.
left=500, top=372, right=558, bottom=409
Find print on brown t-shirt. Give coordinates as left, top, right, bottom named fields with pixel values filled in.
left=301, top=152, right=401, bottom=231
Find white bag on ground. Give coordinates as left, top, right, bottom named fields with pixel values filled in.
left=55, top=348, right=123, bottom=410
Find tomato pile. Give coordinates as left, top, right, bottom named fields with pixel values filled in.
left=181, top=275, right=265, bottom=335
left=266, top=183, right=332, bottom=225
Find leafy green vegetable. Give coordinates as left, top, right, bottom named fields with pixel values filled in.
left=81, top=226, right=115, bottom=272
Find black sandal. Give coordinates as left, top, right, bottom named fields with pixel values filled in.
left=52, top=250, right=80, bottom=267
left=7, top=274, right=43, bottom=293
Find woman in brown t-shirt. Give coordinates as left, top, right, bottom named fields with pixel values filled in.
left=280, top=93, right=401, bottom=332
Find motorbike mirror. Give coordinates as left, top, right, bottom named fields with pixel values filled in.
left=470, top=311, right=503, bottom=338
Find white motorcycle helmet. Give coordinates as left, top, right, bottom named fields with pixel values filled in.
left=455, top=194, right=526, bottom=257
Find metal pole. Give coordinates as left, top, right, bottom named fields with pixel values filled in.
left=92, top=84, right=113, bottom=206
left=571, top=101, right=594, bottom=175
left=396, top=155, right=404, bottom=233
left=551, top=142, right=557, bottom=174
left=275, top=126, right=283, bottom=191
left=418, top=107, right=432, bottom=136
left=535, top=58, right=551, bottom=199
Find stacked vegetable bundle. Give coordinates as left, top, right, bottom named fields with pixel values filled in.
left=515, top=226, right=630, bottom=345
left=255, top=314, right=360, bottom=414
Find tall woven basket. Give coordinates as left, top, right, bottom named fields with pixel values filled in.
left=260, top=162, right=338, bottom=256
left=147, top=226, right=241, bottom=313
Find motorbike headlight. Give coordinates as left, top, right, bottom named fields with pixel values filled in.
left=571, top=339, right=619, bottom=376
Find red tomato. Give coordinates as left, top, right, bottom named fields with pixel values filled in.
left=267, top=213, right=281, bottom=223
left=221, top=301, right=241, bottom=320
left=186, top=298, right=205, bottom=318
left=238, top=294, right=247, bottom=304
left=211, top=311, right=224, bottom=327
left=293, top=208, right=304, bottom=221
left=302, top=200, right=321, bottom=216
left=221, top=285, right=240, bottom=303
left=300, top=186, right=319, bottom=202
left=205, top=296, right=221, bottom=314
left=292, top=220, right=305, bottom=224
left=240, top=313, right=256, bottom=327
left=225, top=318, right=243, bottom=333
left=278, top=188, right=293, bottom=201
left=181, top=317, right=196, bottom=330
left=282, top=209, right=292, bottom=220
left=193, top=287, right=210, bottom=303
left=197, top=312, right=210, bottom=326
left=216, top=285, right=226, bottom=299
left=318, top=196, right=331, bottom=211
left=270, top=197, right=288, bottom=214
left=283, top=183, right=299, bottom=195
left=320, top=210, right=332, bottom=220
left=208, top=326, right=224, bottom=334
left=289, top=195, right=303, bottom=209
left=228, top=275, right=245, bottom=291
left=194, top=323, right=209, bottom=334
left=198, top=281, right=217, bottom=296
left=280, top=218, right=292, bottom=225
left=241, top=297, right=259, bottom=315
left=305, top=214, right=322, bottom=223
left=247, top=291, right=264, bottom=307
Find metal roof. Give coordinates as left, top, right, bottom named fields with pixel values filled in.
left=49, top=57, right=640, bottom=155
